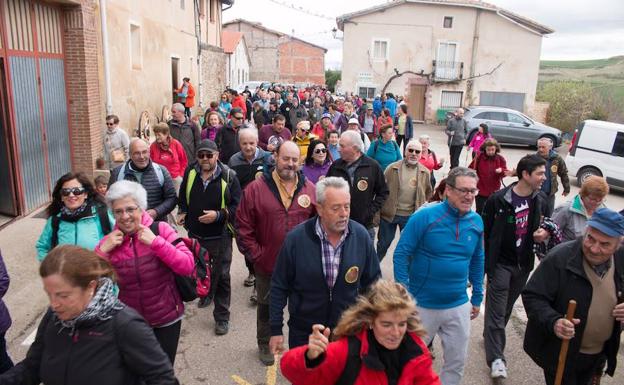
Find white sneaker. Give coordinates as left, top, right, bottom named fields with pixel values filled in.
left=490, top=358, right=508, bottom=379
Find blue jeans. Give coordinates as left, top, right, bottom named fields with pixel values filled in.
left=377, top=215, right=410, bottom=261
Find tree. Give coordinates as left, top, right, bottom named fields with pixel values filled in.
left=537, top=81, right=605, bottom=133
left=325, top=70, right=341, bottom=92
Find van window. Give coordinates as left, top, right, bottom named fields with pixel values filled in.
left=507, top=114, right=526, bottom=124
left=612, top=132, right=624, bottom=157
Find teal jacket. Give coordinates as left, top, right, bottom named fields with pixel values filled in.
left=36, top=206, right=115, bottom=261
left=366, top=139, right=402, bottom=171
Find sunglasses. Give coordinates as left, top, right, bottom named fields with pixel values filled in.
left=232, top=115, right=244, bottom=120
left=197, top=152, right=216, bottom=160
left=314, top=148, right=327, bottom=154
left=106, top=122, right=114, bottom=126
left=407, top=149, right=421, bottom=154
left=61, top=187, right=86, bottom=197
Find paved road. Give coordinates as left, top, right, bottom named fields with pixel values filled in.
left=2, top=124, right=624, bottom=385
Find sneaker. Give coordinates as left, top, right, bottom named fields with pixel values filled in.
left=258, top=345, right=275, bottom=366
left=197, top=296, right=212, bottom=308
left=490, top=358, right=508, bottom=379
left=250, top=287, right=258, bottom=305
left=244, top=273, right=256, bottom=287
left=215, top=321, right=229, bottom=335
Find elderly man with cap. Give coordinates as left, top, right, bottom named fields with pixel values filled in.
left=177, top=139, right=241, bottom=336
left=522, top=208, right=624, bottom=385
left=346, top=117, right=370, bottom=153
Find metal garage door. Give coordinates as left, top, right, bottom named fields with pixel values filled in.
left=480, top=91, right=525, bottom=112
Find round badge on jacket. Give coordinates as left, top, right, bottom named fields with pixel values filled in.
left=409, top=177, right=418, bottom=187
left=255, top=171, right=263, bottom=179
left=297, top=194, right=311, bottom=208
left=345, top=266, right=359, bottom=284
left=551, top=165, right=558, bottom=173
left=357, top=179, right=368, bottom=191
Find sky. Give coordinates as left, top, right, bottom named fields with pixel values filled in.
left=223, top=0, right=624, bottom=69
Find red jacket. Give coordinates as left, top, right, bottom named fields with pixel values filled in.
left=175, top=83, right=195, bottom=108
left=235, top=172, right=316, bottom=275
left=149, top=138, right=188, bottom=179
left=281, top=328, right=441, bottom=385
left=231, top=95, right=247, bottom=116
left=469, top=152, right=507, bottom=197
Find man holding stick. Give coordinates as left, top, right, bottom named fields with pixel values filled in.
left=522, top=208, right=624, bottom=385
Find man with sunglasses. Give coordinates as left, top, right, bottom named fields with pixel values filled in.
left=216, top=107, right=245, bottom=164
left=102, top=114, right=130, bottom=170
left=177, top=139, right=241, bottom=336
left=481, top=154, right=550, bottom=380
left=377, top=139, right=432, bottom=262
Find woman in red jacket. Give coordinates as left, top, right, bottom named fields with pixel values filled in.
left=281, top=280, right=441, bottom=385
left=468, top=138, right=509, bottom=214
left=149, top=123, right=188, bottom=193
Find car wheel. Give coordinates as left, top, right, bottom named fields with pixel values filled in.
left=576, top=167, right=602, bottom=187
left=538, top=135, right=558, bottom=148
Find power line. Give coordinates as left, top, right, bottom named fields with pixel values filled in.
left=265, top=0, right=335, bottom=20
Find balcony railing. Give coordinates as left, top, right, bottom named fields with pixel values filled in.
left=432, top=60, right=464, bottom=81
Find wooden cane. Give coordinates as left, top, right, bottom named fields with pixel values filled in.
left=554, top=300, right=577, bottom=385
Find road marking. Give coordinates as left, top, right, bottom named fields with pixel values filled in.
left=21, top=328, right=37, bottom=346
left=231, top=375, right=252, bottom=385
left=231, top=353, right=279, bottom=385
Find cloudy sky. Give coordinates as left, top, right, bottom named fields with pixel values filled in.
left=223, top=0, right=624, bottom=69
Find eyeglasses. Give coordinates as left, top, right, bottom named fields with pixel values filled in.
left=314, top=148, right=327, bottom=154
left=106, top=122, right=114, bottom=126
left=113, top=206, right=139, bottom=217
left=232, top=115, right=244, bottom=120
left=406, top=149, right=421, bottom=154
left=448, top=185, right=479, bottom=196
left=197, top=152, right=216, bottom=160
left=60, top=187, right=86, bottom=197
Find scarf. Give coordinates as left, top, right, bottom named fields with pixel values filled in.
left=55, top=277, right=123, bottom=336
left=60, top=201, right=90, bottom=222
left=533, top=217, right=563, bottom=260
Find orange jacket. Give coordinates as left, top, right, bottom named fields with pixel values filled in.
left=176, top=83, right=195, bottom=108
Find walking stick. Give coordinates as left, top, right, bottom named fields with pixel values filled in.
left=554, top=300, right=577, bottom=385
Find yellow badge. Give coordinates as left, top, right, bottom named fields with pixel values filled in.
left=409, top=177, right=418, bottom=187
left=255, top=171, right=263, bottom=179
left=297, top=194, right=311, bottom=208
left=357, top=179, right=368, bottom=191
left=345, top=266, right=359, bottom=284
left=551, top=165, right=558, bottom=173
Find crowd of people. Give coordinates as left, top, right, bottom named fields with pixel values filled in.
left=0, top=82, right=622, bottom=385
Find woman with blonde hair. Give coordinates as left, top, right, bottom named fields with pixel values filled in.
left=281, top=279, right=440, bottom=385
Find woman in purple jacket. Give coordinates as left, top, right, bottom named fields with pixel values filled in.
left=0, top=250, right=12, bottom=373
left=302, top=139, right=332, bottom=184
left=96, top=180, right=193, bottom=364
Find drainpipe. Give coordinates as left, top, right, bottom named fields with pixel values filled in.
left=466, top=9, right=481, bottom=105
left=194, top=0, right=204, bottom=109
left=99, top=0, right=113, bottom=115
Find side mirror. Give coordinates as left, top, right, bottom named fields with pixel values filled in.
left=524, top=122, right=530, bottom=127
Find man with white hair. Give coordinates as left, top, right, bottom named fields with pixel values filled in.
left=168, top=102, right=201, bottom=162
left=327, top=130, right=388, bottom=241
left=269, top=176, right=381, bottom=354
left=346, top=118, right=370, bottom=153
left=536, top=137, right=570, bottom=216
left=377, top=139, right=432, bottom=261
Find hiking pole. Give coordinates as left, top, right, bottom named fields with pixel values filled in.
left=554, top=300, right=577, bottom=385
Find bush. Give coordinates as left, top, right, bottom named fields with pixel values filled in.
left=325, top=70, right=341, bottom=92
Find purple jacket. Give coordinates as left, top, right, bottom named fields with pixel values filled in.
left=0, top=252, right=10, bottom=334
left=302, top=160, right=332, bottom=184
left=201, top=124, right=222, bottom=141
left=96, top=212, right=193, bottom=327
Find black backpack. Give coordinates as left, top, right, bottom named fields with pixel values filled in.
left=51, top=204, right=112, bottom=248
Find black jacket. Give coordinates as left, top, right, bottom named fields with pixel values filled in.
left=326, top=155, right=389, bottom=228
left=168, top=118, right=200, bottom=163
left=215, top=122, right=240, bottom=164
left=482, top=183, right=547, bottom=276
left=110, top=160, right=177, bottom=221
left=522, top=239, right=624, bottom=377
left=0, top=306, right=177, bottom=385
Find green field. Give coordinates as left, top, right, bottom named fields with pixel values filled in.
left=540, top=56, right=624, bottom=69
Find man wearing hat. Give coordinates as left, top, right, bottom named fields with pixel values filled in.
left=177, top=139, right=241, bottom=336
left=358, top=103, right=378, bottom=141
left=522, top=207, right=624, bottom=385
left=346, top=117, right=371, bottom=153
left=311, top=112, right=334, bottom=140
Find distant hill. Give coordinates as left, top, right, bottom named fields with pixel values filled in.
left=540, top=56, right=624, bottom=70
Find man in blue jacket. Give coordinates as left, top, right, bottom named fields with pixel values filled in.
left=394, top=166, right=484, bottom=385
left=269, top=176, right=381, bottom=354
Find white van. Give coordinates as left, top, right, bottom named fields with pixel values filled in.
left=566, top=120, right=624, bottom=189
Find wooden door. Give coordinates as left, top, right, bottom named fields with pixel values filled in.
left=408, top=85, right=426, bottom=121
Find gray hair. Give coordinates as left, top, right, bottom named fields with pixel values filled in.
left=418, top=134, right=430, bottom=143
left=172, top=103, right=185, bottom=113
left=105, top=180, right=148, bottom=210
left=340, top=130, right=364, bottom=153
left=537, top=137, right=553, bottom=148
left=316, top=176, right=350, bottom=204
left=446, top=167, right=478, bottom=187
left=238, top=127, right=258, bottom=141
left=129, top=137, right=149, bottom=152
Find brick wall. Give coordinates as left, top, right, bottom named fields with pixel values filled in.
left=278, top=40, right=325, bottom=85
left=63, top=1, right=102, bottom=177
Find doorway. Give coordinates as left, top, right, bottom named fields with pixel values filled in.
left=0, top=58, right=19, bottom=217
left=171, top=57, right=180, bottom=103
left=408, top=84, right=426, bottom=121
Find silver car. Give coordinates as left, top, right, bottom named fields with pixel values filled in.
left=463, top=106, right=562, bottom=147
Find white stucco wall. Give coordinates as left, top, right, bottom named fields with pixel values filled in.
left=226, top=38, right=251, bottom=89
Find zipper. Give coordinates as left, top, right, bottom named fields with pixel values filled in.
left=74, top=222, right=78, bottom=245
left=456, top=217, right=459, bottom=240
left=132, top=237, right=145, bottom=314
left=64, top=330, right=79, bottom=383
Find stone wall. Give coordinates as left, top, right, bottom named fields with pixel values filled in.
left=527, top=101, right=550, bottom=124
left=201, top=44, right=227, bottom=109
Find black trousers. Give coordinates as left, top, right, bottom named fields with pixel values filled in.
left=475, top=195, right=488, bottom=215
left=256, top=272, right=271, bottom=347
left=545, top=194, right=556, bottom=217
left=396, top=134, right=405, bottom=149
left=449, top=145, right=463, bottom=169
left=544, top=352, right=605, bottom=385
left=0, top=333, right=13, bottom=374
left=198, top=236, right=233, bottom=322
left=153, top=320, right=182, bottom=365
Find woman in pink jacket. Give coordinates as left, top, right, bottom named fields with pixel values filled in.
left=467, top=123, right=492, bottom=159
left=96, top=180, right=193, bottom=365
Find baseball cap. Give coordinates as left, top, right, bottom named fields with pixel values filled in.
left=321, top=113, right=331, bottom=119
left=367, top=104, right=373, bottom=110
left=196, top=139, right=218, bottom=154
left=348, top=118, right=360, bottom=125
left=587, top=208, right=624, bottom=237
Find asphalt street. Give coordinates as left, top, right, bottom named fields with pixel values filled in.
left=1, top=124, right=624, bottom=385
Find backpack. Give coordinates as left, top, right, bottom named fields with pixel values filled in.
left=51, top=204, right=112, bottom=248
left=149, top=222, right=212, bottom=302
left=372, top=139, right=399, bottom=156
left=117, top=162, right=165, bottom=186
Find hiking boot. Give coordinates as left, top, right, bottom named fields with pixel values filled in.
left=215, top=321, right=229, bottom=335
left=490, top=358, right=508, bottom=379
left=244, top=273, right=256, bottom=287
left=197, top=296, right=212, bottom=308
left=258, top=345, right=275, bottom=366
left=250, top=287, right=258, bottom=305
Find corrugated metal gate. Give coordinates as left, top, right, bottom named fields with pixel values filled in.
left=0, top=0, right=70, bottom=214
left=480, top=91, right=526, bottom=112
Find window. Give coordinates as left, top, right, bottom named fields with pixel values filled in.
left=180, top=0, right=185, bottom=10
left=443, top=17, right=453, bottom=28
left=209, top=0, right=215, bottom=22
left=474, top=111, right=507, bottom=121
left=507, top=113, right=527, bottom=125
left=613, top=132, right=624, bottom=157
left=436, top=42, right=458, bottom=79
left=371, top=39, right=389, bottom=60
left=441, top=91, right=463, bottom=108
left=358, top=87, right=376, bottom=99
left=130, top=23, right=142, bottom=69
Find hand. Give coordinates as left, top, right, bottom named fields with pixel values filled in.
left=554, top=318, right=580, bottom=340
left=438, top=157, right=445, bottom=165
left=495, top=168, right=502, bottom=174
left=99, top=230, right=124, bottom=253
left=562, top=191, right=569, bottom=197
left=504, top=168, right=516, bottom=177
left=470, top=306, right=480, bottom=320
left=613, top=303, right=624, bottom=322
left=533, top=228, right=549, bottom=243
left=137, top=225, right=156, bottom=246
left=269, top=335, right=285, bottom=355
left=146, top=209, right=158, bottom=219
left=198, top=210, right=218, bottom=224
left=267, top=143, right=276, bottom=152
left=176, top=213, right=186, bottom=226
left=306, top=324, right=331, bottom=360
